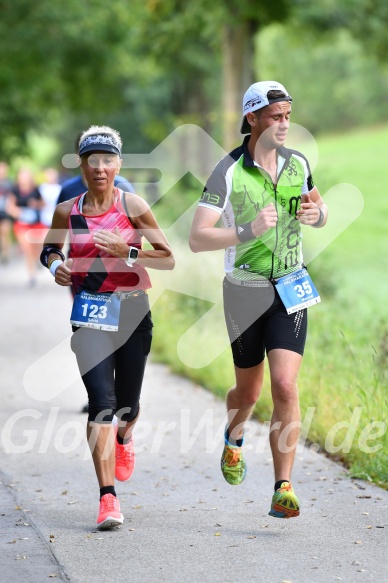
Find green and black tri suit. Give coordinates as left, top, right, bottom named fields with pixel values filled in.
left=199, top=136, right=315, bottom=366
left=199, top=135, right=314, bottom=283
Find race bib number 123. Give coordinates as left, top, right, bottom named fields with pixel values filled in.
left=70, top=291, right=121, bottom=331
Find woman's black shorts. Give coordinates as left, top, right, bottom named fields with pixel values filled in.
left=71, top=294, right=153, bottom=423
left=223, top=277, right=307, bottom=369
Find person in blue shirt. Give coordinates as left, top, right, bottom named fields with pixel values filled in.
left=57, top=173, right=134, bottom=204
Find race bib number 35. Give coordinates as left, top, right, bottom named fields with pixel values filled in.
left=275, top=268, right=321, bottom=314
left=70, top=291, right=121, bottom=331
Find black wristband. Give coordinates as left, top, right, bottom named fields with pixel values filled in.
left=312, top=207, right=324, bottom=228
left=236, top=222, right=255, bottom=242
left=40, top=245, right=65, bottom=268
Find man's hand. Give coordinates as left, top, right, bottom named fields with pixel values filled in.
left=251, top=203, right=278, bottom=237
left=296, top=193, right=322, bottom=225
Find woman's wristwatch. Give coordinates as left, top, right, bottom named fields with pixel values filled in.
left=125, top=246, right=139, bottom=266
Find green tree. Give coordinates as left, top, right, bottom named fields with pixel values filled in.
left=2, top=0, right=387, bottom=160
left=132, top=0, right=291, bottom=149
left=256, top=24, right=388, bottom=134
left=0, top=0, right=135, bottom=156
left=293, top=0, right=388, bottom=59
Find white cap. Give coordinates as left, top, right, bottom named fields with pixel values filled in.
left=240, top=80, right=292, bottom=134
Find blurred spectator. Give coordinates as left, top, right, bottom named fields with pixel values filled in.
left=7, top=169, right=46, bottom=286
left=0, top=161, right=14, bottom=263
left=39, top=168, right=62, bottom=227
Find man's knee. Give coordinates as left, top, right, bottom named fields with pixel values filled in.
left=272, top=378, right=298, bottom=405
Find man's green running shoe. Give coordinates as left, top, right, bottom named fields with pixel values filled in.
left=221, top=442, right=247, bottom=485
left=268, top=482, right=300, bottom=518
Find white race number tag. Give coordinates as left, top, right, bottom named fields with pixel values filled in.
left=275, top=268, right=321, bottom=314
left=70, top=291, right=121, bottom=331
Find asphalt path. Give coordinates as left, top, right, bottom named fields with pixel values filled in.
left=0, top=257, right=387, bottom=583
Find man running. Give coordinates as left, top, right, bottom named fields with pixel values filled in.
left=189, top=81, right=327, bottom=518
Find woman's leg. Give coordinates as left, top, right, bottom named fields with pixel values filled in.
left=71, top=327, right=117, bottom=487
left=114, top=327, right=152, bottom=440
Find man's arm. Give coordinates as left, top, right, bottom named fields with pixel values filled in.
left=190, top=207, right=237, bottom=252
left=189, top=204, right=278, bottom=253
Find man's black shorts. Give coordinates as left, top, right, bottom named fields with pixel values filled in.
left=223, top=277, right=308, bottom=368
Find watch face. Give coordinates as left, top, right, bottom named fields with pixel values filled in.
left=129, top=248, right=138, bottom=259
